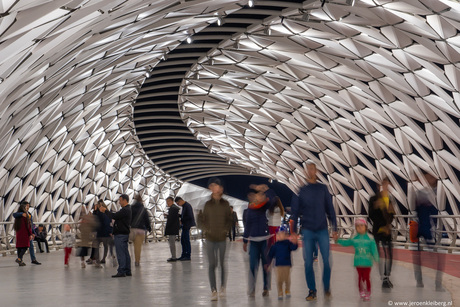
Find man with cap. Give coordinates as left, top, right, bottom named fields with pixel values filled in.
left=175, top=196, right=196, bottom=261
left=289, top=160, right=338, bottom=301
left=200, top=177, right=233, bottom=301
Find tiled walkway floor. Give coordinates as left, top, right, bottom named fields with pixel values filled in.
left=0, top=240, right=453, bottom=307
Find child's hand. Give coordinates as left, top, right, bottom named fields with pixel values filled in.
left=289, top=235, right=297, bottom=244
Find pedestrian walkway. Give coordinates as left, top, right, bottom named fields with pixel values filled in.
left=0, top=241, right=453, bottom=307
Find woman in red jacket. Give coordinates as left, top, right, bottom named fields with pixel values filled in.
left=14, top=203, right=33, bottom=266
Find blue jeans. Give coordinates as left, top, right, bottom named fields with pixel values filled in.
left=114, top=234, right=131, bottom=275
left=29, top=240, right=36, bottom=261
left=302, top=229, right=331, bottom=292
left=181, top=227, right=191, bottom=258
left=248, top=240, right=270, bottom=294
left=313, top=243, right=318, bottom=258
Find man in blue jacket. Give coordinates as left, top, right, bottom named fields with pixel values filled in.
left=290, top=161, right=338, bottom=301
left=175, top=196, right=196, bottom=261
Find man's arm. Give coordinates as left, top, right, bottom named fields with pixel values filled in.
left=105, top=208, right=126, bottom=220
left=289, top=193, right=299, bottom=233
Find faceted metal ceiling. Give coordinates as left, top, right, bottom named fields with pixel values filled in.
left=1, top=0, right=460, bottom=242
left=178, top=0, right=460, bottom=232
left=134, top=0, right=306, bottom=182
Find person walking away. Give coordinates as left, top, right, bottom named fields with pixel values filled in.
left=164, top=197, right=180, bottom=262
left=130, top=194, right=152, bottom=267
left=77, top=210, right=98, bottom=268
left=413, top=171, right=444, bottom=291
left=228, top=206, right=239, bottom=241
left=368, top=177, right=395, bottom=288
left=336, top=219, right=379, bottom=301
left=201, top=178, right=232, bottom=301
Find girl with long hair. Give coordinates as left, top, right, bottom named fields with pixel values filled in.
left=14, top=202, right=33, bottom=266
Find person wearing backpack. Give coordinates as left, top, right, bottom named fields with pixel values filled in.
left=130, top=194, right=152, bottom=267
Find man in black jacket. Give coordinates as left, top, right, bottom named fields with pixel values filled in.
left=100, top=194, right=132, bottom=277
left=175, top=196, right=196, bottom=261
left=164, top=197, right=180, bottom=262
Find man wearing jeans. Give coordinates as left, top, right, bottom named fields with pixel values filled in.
left=100, top=194, right=132, bottom=278
left=201, top=177, right=232, bottom=301
left=290, top=161, right=338, bottom=301
left=175, top=196, right=196, bottom=261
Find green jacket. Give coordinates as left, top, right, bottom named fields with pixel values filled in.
left=337, top=233, right=379, bottom=267
left=201, top=197, right=232, bottom=242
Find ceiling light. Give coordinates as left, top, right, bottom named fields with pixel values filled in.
left=217, top=17, right=223, bottom=26
left=186, top=36, right=192, bottom=44
left=248, top=0, right=255, bottom=8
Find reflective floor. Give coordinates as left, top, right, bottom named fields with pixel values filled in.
left=0, top=240, right=453, bottom=307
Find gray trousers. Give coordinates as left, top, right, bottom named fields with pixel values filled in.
left=168, top=235, right=177, bottom=258
left=206, top=240, right=227, bottom=292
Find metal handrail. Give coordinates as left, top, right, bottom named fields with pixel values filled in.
left=2, top=214, right=459, bottom=255
left=334, top=214, right=460, bottom=253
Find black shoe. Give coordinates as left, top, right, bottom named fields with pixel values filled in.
left=382, top=279, right=391, bottom=288
left=126, top=272, right=132, bottom=276
left=112, top=273, right=126, bottom=278
left=46, top=251, right=50, bottom=253
left=19, top=261, right=26, bottom=267
left=15, top=258, right=21, bottom=264
left=180, top=257, right=191, bottom=261
left=306, top=290, right=317, bottom=301
left=39, top=250, right=44, bottom=253
left=31, top=260, right=41, bottom=265
left=388, top=279, right=393, bottom=288
left=167, top=258, right=177, bottom=262
left=100, top=260, right=106, bottom=264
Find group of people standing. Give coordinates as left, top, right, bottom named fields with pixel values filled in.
left=164, top=196, right=196, bottom=262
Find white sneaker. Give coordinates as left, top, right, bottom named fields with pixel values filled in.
left=81, top=262, right=86, bottom=268
left=219, top=287, right=226, bottom=297
left=211, top=291, right=218, bottom=301
left=64, top=264, right=69, bottom=268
